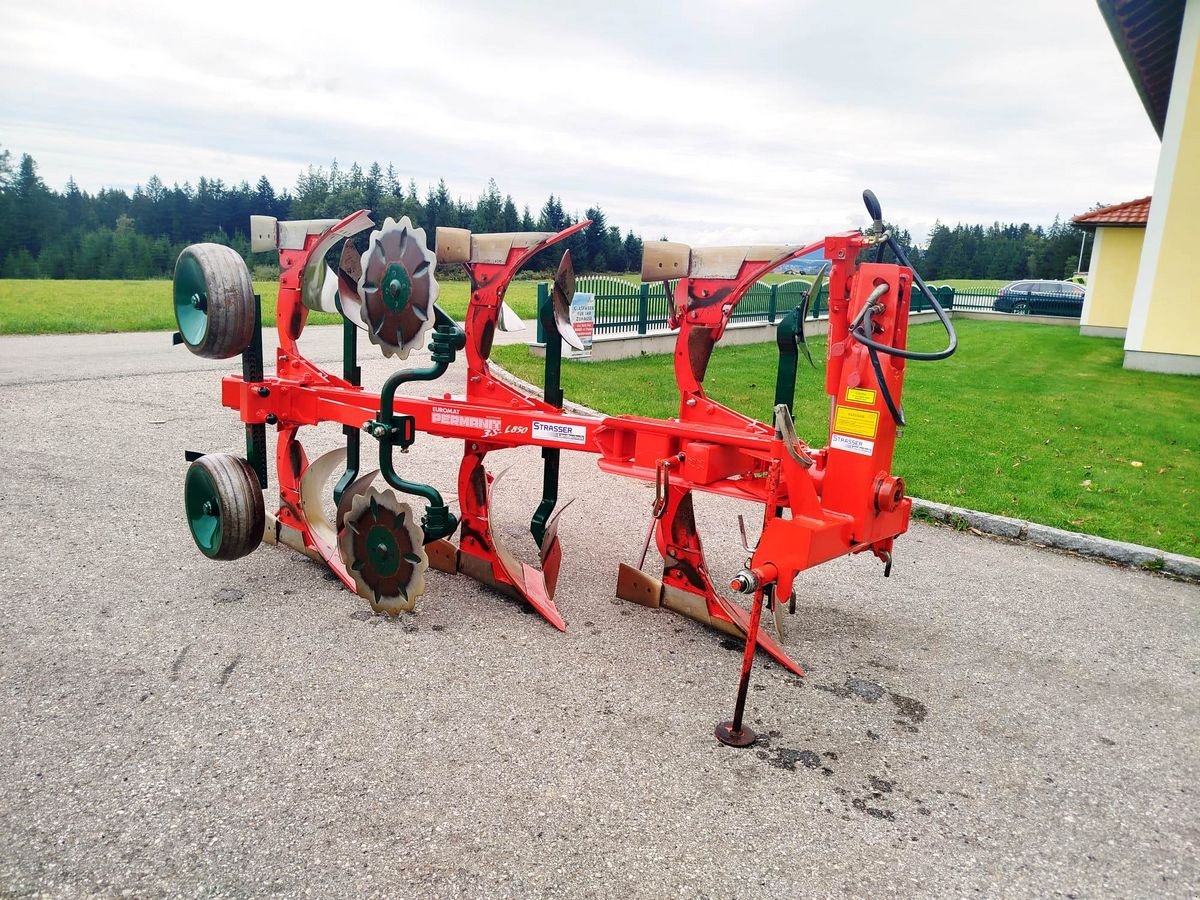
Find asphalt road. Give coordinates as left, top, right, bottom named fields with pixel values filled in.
left=0, top=326, right=1196, bottom=898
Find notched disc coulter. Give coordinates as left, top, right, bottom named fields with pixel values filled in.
left=352, top=217, right=438, bottom=359
left=337, top=487, right=429, bottom=614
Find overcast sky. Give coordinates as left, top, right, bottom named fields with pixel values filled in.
left=0, top=0, right=1161, bottom=245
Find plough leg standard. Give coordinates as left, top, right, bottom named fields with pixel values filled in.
left=174, top=190, right=956, bottom=745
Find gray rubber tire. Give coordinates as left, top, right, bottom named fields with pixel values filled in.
left=184, top=453, right=265, bottom=561
left=173, top=243, right=255, bottom=359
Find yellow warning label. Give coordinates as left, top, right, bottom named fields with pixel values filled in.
left=833, top=405, right=879, bottom=439
left=845, top=387, right=877, bottom=405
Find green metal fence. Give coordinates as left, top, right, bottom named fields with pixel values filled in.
left=534, top=279, right=1077, bottom=342
left=915, top=285, right=956, bottom=313
left=535, top=277, right=834, bottom=341
left=940, top=286, right=1082, bottom=317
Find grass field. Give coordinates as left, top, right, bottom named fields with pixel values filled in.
left=492, top=321, right=1199, bottom=557
left=0, top=279, right=543, bottom=335
left=0, top=278, right=1007, bottom=335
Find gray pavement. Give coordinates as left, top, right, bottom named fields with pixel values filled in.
left=0, top=327, right=1197, bottom=898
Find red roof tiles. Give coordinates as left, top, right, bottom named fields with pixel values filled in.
left=1072, top=196, right=1151, bottom=228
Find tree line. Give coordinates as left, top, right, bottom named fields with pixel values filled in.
left=0, top=144, right=1091, bottom=282
left=917, top=219, right=1091, bottom=282
left=0, top=148, right=645, bottom=279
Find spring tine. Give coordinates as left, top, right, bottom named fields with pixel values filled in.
left=638, top=454, right=683, bottom=569
left=737, top=514, right=754, bottom=553
left=771, top=587, right=786, bottom=641
left=637, top=517, right=656, bottom=570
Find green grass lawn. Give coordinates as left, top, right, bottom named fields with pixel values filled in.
left=0, top=279, right=543, bottom=335
left=493, top=321, right=1199, bottom=557
left=0, top=276, right=1002, bottom=336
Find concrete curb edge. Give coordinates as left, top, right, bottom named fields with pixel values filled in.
left=907, top=499, right=1199, bottom=580
left=490, top=364, right=1200, bottom=582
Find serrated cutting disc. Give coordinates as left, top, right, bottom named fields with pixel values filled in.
left=356, top=217, right=438, bottom=359
left=337, top=487, right=428, bottom=614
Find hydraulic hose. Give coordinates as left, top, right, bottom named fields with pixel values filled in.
left=852, top=190, right=957, bottom=362
left=851, top=240, right=957, bottom=360
left=860, top=299, right=906, bottom=427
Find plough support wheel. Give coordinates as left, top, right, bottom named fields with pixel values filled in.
left=173, top=243, right=255, bottom=359
left=184, top=453, right=265, bottom=561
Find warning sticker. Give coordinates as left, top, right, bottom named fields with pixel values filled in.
left=532, top=420, right=587, bottom=445
left=830, top=433, right=875, bottom=456
left=845, top=386, right=877, bottom=406
left=833, top=405, right=880, bottom=439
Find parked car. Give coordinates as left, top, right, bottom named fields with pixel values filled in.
left=993, top=280, right=1086, bottom=316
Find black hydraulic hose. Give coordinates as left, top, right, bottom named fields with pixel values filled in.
left=852, top=189, right=956, bottom=427
left=869, top=345, right=905, bottom=427
left=860, top=303, right=906, bottom=427
left=851, top=233, right=957, bottom=361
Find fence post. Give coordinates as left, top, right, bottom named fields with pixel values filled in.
left=768, top=284, right=777, bottom=324
left=536, top=282, right=547, bottom=343
left=638, top=282, right=649, bottom=335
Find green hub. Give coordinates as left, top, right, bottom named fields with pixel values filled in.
left=365, top=524, right=401, bottom=578
left=184, top=464, right=223, bottom=558
left=174, top=253, right=209, bottom=345
left=380, top=263, right=411, bottom=313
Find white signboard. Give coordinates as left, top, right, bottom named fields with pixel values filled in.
left=564, top=292, right=594, bottom=359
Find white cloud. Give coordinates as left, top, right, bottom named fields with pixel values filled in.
left=0, top=0, right=1161, bottom=244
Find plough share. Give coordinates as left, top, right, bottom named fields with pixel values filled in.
left=174, top=190, right=956, bottom=745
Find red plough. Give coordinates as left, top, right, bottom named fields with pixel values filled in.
left=174, top=190, right=956, bottom=743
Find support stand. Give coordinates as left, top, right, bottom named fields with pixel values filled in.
left=714, top=587, right=766, bottom=747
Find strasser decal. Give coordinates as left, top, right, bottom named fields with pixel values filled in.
left=532, top=420, right=587, bottom=445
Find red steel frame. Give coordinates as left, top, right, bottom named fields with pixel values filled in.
left=219, top=217, right=915, bottom=678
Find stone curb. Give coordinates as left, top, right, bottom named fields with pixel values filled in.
left=490, top=364, right=1200, bottom=582
left=908, top=499, right=1200, bottom=580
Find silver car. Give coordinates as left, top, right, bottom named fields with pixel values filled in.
left=993, top=280, right=1085, bottom=316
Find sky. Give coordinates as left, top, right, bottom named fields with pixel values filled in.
left=0, top=0, right=1162, bottom=246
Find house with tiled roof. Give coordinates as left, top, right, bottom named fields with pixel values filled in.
left=1073, top=197, right=1151, bottom=337
left=1085, top=0, right=1198, bottom=374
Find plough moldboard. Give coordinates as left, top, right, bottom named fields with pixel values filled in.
left=174, top=190, right=956, bottom=745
